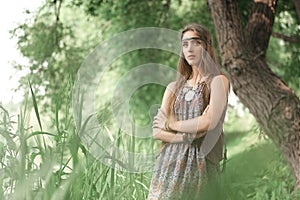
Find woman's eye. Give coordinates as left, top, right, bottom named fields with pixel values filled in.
left=182, top=40, right=201, bottom=48
left=182, top=42, right=188, bottom=47
left=192, top=40, right=201, bottom=46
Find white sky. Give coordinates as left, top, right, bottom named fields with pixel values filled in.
left=0, top=0, right=43, bottom=105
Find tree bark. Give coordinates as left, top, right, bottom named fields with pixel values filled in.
left=207, top=0, right=300, bottom=191
left=293, top=0, right=300, bottom=24
left=271, top=31, right=299, bottom=43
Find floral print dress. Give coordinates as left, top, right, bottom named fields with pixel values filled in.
left=148, top=81, right=217, bottom=200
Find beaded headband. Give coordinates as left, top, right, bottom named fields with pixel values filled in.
left=181, top=36, right=211, bottom=46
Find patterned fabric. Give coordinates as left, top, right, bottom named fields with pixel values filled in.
left=148, top=81, right=221, bottom=200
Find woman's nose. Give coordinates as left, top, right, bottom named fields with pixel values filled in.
left=187, top=43, right=194, bottom=51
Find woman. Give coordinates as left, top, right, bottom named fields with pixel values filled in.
left=148, top=23, right=230, bottom=199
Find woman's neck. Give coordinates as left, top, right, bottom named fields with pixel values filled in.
left=187, top=66, right=204, bottom=86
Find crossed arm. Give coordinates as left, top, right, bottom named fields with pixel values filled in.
left=152, top=75, right=230, bottom=143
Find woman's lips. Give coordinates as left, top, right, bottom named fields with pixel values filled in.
left=187, top=55, right=195, bottom=59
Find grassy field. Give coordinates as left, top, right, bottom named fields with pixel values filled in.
left=222, top=131, right=297, bottom=199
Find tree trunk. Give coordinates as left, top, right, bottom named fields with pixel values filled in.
left=207, top=0, right=300, bottom=191
left=294, top=0, right=300, bottom=24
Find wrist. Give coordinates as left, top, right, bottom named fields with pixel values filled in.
left=164, top=120, right=170, bottom=131
left=182, top=133, right=194, bottom=143
left=168, top=120, right=175, bottom=131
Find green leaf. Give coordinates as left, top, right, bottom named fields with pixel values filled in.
left=29, top=80, right=43, bottom=131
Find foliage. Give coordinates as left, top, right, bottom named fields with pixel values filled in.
left=267, top=1, right=300, bottom=97
left=0, top=83, right=155, bottom=199
left=5, top=0, right=300, bottom=199
left=222, top=105, right=300, bottom=200
left=222, top=139, right=299, bottom=200
left=11, top=0, right=103, bottom=115
left=1, top=93, right=300, bottom=199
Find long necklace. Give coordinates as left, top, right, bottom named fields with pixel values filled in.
left=183, top=83, right=199, bottom=101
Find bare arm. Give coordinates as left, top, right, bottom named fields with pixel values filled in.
left=153, top=128, right=185, bottom=143
left=152, top=82, right=186, bottom=143
left=168, top=75, right=230, bottom=134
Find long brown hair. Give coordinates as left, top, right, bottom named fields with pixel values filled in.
left=168, top=23, right=221, bottom=116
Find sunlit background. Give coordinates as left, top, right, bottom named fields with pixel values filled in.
left=0, top=0, right=42, bottom=106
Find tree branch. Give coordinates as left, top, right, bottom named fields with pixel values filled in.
left=245, top=0, right=278, bottom=58
left=293, top=0, right=300, bottom=24
left=54, top=0, right=63, bottom=22
left=207, top=0, right=244, bottom=66
left=272, top=31, right=299, bottom=43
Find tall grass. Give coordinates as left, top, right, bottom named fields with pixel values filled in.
left=0, top=84, right=299, bottom=199
left=0, top=83, right=153, bottom=200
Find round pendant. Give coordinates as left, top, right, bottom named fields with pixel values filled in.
left=184, top=90, right=195, bottom=101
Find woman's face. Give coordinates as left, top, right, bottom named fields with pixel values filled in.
left=181, top=30, right=206, bottom=67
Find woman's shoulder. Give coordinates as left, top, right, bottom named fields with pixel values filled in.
left=212, top=74, right=229, bottom=81
left=166, top=81, right=176, bottom=90
left=212, top=74, right=230, bottom=86
left=211, top=74, right=230, bottom=93
left=162, top=81, right=176, bottom=102
left=165, top=81, right=176, bottom=96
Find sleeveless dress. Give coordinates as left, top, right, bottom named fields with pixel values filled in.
left=148, top=81, right=224, bottom=200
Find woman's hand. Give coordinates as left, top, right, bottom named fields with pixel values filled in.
left=152, top=109, right=183, bottom=143
left=152, top=108, right=168, bottom=130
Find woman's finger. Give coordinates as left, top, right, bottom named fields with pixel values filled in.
left=152, top=123, right=163, bottom=129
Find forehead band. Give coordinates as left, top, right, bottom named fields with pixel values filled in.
left=181, top=36, right=211, bottom=45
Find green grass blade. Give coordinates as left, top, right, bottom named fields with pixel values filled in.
left=0, top=128, right=16, bottom=149
left=26, top=131, right=57, bottom=140
left=55, top=89, right=61, bottom=134
left=28, top=80, right=43, bottom=131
